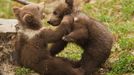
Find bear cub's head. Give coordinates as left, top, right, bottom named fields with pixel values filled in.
left=47, top=0, right=74, bottom=26
left=13, top=3, right=44, bottom=30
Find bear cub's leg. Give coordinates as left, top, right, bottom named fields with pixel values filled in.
left=62, top=28, right=88, bottom=42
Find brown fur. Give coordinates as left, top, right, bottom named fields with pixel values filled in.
left=12, top=3, right=83, bottom=75
left=48, top=0, right=113, bottom=75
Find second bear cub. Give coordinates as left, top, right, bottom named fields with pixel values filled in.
left=48, top=0, right=113, bottom=75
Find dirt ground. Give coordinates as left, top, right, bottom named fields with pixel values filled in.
left=0, top=32, right=16, bottom=75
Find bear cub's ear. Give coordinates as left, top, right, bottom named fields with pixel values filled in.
left=65, top=0, right=73, bottom=7
left=23, top=14, right=34, bottom=23
left=13, top=7, right=20, bottom=16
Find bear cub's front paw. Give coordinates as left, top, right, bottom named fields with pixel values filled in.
left=62, top=36, right=75, bottom=42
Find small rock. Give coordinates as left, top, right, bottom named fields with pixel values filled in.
left=131, top=51, right=134, bottom=55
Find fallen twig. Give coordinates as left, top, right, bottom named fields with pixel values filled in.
left=12, top=0, right=31, bottom=5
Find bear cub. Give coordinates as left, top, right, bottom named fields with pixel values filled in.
left=48, top=0, right=113, bottom=75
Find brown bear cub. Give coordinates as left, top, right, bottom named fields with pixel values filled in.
left=48, top=0, right=113, bottom=75
left=13, top=3, right=83, bottom=75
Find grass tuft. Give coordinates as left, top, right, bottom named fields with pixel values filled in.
left=15, top=67, right=31, bottom=75
left=108, top=52, right=134, bottom=75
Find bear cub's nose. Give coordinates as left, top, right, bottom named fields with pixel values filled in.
left=47, top=21, right=51, bottom=24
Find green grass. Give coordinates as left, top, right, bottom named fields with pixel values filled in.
left=15, top=67, right=31, bottom=75
left=121, top=0, right=134, bottom=20
left=0, top=0, right=13, bottom=18
left=0, top=0, right=134, bottom=75
left=107, top=52, right=134, bottom=75
left=58, top=43, right=83, bottom=60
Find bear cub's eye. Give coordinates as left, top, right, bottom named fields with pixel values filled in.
left=37, top=7, right=40, bottom=10
left=53, top=11, right=58, bottom=15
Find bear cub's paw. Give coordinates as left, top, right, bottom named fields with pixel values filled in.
left=62, top=36, right=75, bottom=42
